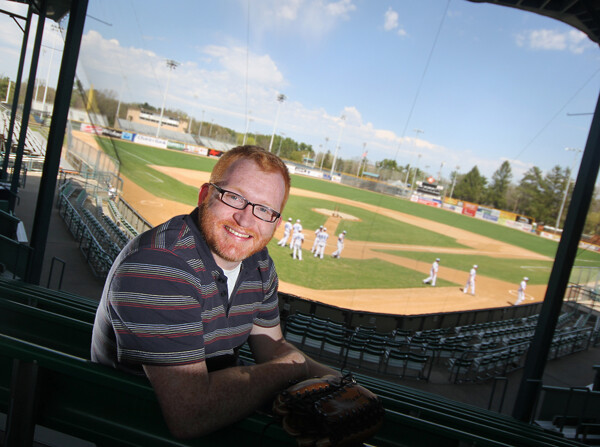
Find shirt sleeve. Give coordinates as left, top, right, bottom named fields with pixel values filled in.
left=253, top=255, right=281, bottom=329
left=107, top=248, right=206, bottom=367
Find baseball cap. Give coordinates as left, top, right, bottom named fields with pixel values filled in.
left=296, top=219, right=301, bottom=222
left=288, top=217, right=292, bottom=221
left=436, top=258, right=440, bottom=262
left=473, top=265, right=478, bottom=268
left=524, top=277, right=529, bottom=281
left=343, top=230, right=346, bottom=233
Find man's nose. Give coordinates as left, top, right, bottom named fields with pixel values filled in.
left=233, top=205, right=255, bottom=226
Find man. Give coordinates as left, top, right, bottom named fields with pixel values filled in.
left=291, top=219, right=303, bottom=251
left=331, top=230, right=346, bottom=258
left=515, top=276, right=529, bottom=305
left=311, top=225, right=323, bottom=253
left=91, top=146, right=337, bottom=439
left=463, top=264, right=478, bottom=295
left=277, top=217, right=293, bottom=247
left=423, top=258, right=440, bottom=286
left=313, top=227, right=329, bottom=259
left=291, top=229, right=305, bottom=261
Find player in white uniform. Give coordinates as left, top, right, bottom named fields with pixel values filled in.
left=291, top=230, right=305, bottom=261
left=514, top=277, right=529, bottom=305
left=331, top=230, right=346, bottom=258
left=423, top=258, right=440, bottom=286
left=463, top=265, right=478, bottom=295
left=277, top=217, right=293, bottom=247
left=313, top=227, right=329, bottom=259
left=311, top=225, right=323, bottom=253
left=291, top=219, right=303, bottom=250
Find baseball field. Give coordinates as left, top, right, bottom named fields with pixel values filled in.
left=81, top=132, right=600, bottom=315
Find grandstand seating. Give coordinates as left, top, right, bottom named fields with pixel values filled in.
left=283, top=311, right=597, bottom=387
left=0, top=278, right=589, bottom=446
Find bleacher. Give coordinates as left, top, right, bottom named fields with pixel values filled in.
left=0, top=277, right=591, bottom=447
left=283, top=311, right=597, bottom=386
left=0, top=105, right=46, bottom=157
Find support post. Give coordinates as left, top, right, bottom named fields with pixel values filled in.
left=28, top=0, right=90, bottom=285
left=512, top=88, right=600, bottom=422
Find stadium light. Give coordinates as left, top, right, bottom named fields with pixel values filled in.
left=268, top=93, right=286, bottom=152
left=450, top=166, right=460, bottom=198
left=410, top=154, right=422, bottom=194
left=555, top=147, right=582, bottom=233
left=242, top=111, right=252, bottom=145
left=330, top=115, right=346, bottom=178
left=320, top=137, right=329, bottom=171
left=156, top=59, right=179, bottom=138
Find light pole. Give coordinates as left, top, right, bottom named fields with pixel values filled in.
left=242, top=111, right=252, bottom=145
left=156, top=59, right=179, bottom=138
left=42, top=23, right=60, bottom=115
left=555, top=147, right=582, bottom=232
left=410, top=154, right=422, bottom=194
left=115, top=75, right=127, bottom=125
left=437, top=161, right=445, bottom=184
left=268, top=93, right=286, bottom=152
left=320, top=137, right=329, bottom=171
left=198, top=109, right=205, bottom=138
left=208, top=118, right=215, bottom=139
left=330, top=115, right=346, bottom=178
left=277, top=132, right=285, bottom=156
left=450, top=166, right=460, bottom=198
left=357, top=142, right=367, bottom=176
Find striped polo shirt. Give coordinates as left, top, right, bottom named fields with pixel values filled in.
left=91, top=208, right=281, bottom=376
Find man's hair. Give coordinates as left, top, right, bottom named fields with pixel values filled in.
left=210, top=145, right=291, bottom=208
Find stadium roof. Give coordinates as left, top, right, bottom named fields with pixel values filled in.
left=7, top=0, right=72, bottom=21
left=467, top=0, right=600, bottom=45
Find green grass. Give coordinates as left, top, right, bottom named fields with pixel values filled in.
left=280, top=196, right=464, bottom=246
left=96, top=136, right=600, bottom=290
left=379, top=250, right=554, bottom=285
left=267, top=240, right=459, bottom=289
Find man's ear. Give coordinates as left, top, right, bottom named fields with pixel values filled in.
left=198, top=183, right=210, bottom=207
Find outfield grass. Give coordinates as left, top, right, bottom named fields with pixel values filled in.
left=96, top=136, right=600, bottom=290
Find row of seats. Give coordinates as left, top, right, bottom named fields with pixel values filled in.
left=0, top=277, right=586, bottom=447
left=57, top=188, right=114, bottom=278
left=284, top=311, right=597, bottom=386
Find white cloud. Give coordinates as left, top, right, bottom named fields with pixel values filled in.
left=248, top=0, right=356, bottom=40
left=383, top=7, right=407, bottom=37
left=515, top=28, right=592, bottom=54
left=384, top=7, right=398, bottom=31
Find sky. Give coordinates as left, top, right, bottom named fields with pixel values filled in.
left=1, top=0, right=599, bottom=183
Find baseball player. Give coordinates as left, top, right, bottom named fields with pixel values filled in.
left=514, top=277, right=529, bottom=305
left=313, top=227, right=329, bottom=259
left=463, top=265, right=478, bottom=295
left=291, top=229, right=305, bottom=261
left=291, top=219, right=303, bottom=250
left=331, top=230, right=346, bottom=258
left=311, top=225, right=323, bottom=253
left=423, top=258, right=440, bottom=286
left=277, top=217, right=293, bottom=247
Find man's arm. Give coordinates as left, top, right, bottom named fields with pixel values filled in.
left=144, top=323, right=337, bottom=439
left=248, top=323, right=339, bottom=378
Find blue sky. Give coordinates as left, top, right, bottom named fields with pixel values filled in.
left=1, top=0, right=599, bottom=182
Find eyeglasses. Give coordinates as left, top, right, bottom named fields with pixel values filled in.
left=209, top=183, right=281, bottom=223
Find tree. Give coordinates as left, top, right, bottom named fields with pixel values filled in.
left=453, top=166, right=487, bottom=203
left=515, top=166, right=546, bottom=222
left=487, top=161, right=512, bottom=210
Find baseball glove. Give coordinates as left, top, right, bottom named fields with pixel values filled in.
left=272, top=373, right=385, bottom=446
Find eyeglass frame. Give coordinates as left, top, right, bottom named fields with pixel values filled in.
left=209, top=183, right=281, bottom=223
